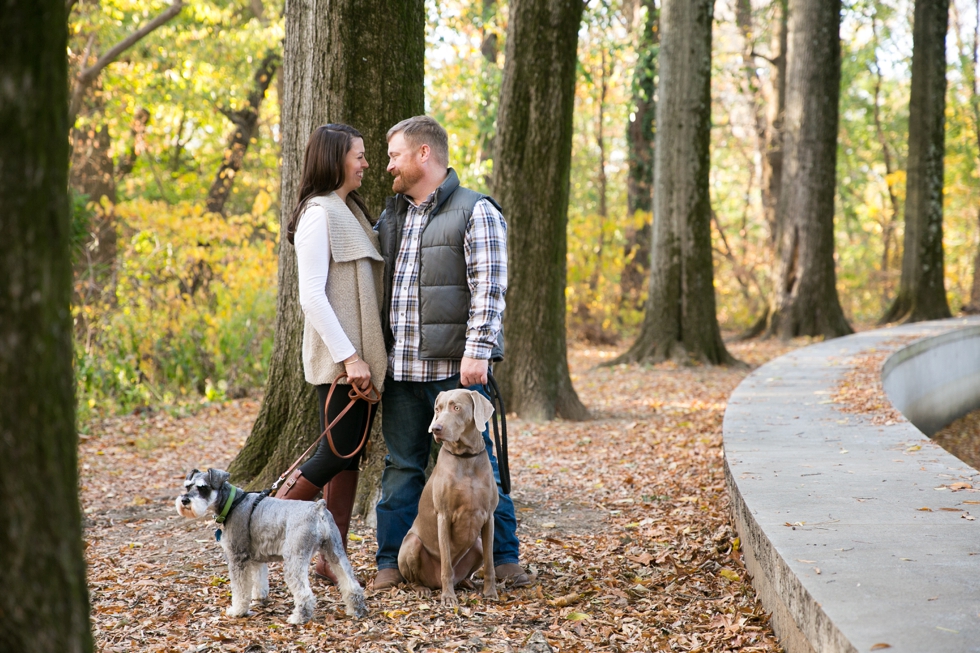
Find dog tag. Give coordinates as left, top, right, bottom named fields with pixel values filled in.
left=215, top=529, right=222, bottom=542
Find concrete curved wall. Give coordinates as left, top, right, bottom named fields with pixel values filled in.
left=882, top=325, right=980, bottom=436
left=724, top=317, right=980, bottom=653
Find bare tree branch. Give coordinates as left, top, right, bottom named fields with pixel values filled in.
left=69, top=0, right=184, bottom=126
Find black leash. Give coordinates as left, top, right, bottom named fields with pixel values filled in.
left=486, top=370, right=510, bottom=495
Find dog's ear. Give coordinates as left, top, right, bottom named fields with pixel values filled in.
left=206, top=468, right=230, bottom=488
left=185, top=469, right=200, bottom=481
left=469, top=391, right=495, bottom=433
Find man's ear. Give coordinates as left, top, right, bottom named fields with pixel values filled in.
left=469, top=391, right=495, bottom=433
left=207, top=468, right=231, bottom=489
left=417, top=143, right=430, bottom=163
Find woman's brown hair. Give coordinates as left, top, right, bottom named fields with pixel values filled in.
left=286, top=124, right=372, bottom=245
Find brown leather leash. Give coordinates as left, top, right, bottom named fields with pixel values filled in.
left=271, top=374, right=380, bottom=492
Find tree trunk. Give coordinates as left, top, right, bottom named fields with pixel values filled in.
left=966, top=0, right=980, bottom=314
left=767, top=0, right=853, bottom=339
left=626, top=0, right=658, bottom=215
left=736, top=0, right=786, bottom=249
left=229, top=0, right=424, bottom=491
left=613, top=0, right=735, bottom=366
left=0, top=2, right=94, bottom=651
left=491, top=0, right=589, bottom=421
left=620, top=0, right=658, bottom=316
left=881, top=0, right=952, bottom=323
left=477, top=0, right=500, bottom=191
left=206, top=50, right=280, bottom=215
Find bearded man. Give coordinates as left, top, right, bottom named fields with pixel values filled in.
left=370, top=115, right=528, bottom=590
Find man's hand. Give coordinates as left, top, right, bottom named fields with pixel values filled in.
left=460, top=357, right=488, bottom=387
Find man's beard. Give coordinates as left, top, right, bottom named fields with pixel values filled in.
left=392, top=162, right=424, bottom=196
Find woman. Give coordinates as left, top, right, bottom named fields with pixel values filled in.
left=275, top=124, right=386, bottom=582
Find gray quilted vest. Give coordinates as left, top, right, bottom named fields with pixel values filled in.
left=377, top=169, right=505, bottom=362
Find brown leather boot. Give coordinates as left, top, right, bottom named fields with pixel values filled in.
left=274, top=469, right=320, bottom=501
left=315, top=470, right=359, bottom=583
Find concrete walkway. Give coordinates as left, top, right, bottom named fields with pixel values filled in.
left=724, top=317, right=980, bottom=653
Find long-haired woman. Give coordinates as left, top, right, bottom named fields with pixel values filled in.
left=274, top=124, right=386, bottom=583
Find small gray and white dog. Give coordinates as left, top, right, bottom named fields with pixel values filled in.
left=175, top=468, right=367, bottom=623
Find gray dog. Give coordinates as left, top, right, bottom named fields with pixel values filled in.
left=175, top=468, right=367, bottom=623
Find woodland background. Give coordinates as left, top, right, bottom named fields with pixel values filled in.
left=68, top=0, right=980, bottom=422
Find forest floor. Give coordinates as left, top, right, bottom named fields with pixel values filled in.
left=80, top=338, right=805, bottom=653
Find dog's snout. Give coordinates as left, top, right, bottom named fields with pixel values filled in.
left=431, top=423, right=443, bottom=435
left=181, top=496, right=191, bottom=505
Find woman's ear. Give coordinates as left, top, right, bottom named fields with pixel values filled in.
left=469, top=391, right=495, bottom=433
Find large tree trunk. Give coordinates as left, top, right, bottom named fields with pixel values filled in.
left=613, top=0, right=734, bottom=366
left=881, top=0, right=952, bottom=323
left=0, top=2, right=94, bottom=651
left=229, top=0, right=424, bottom=491
left=767, top=0, right=853, bottom=339
left=492, top=0, right=589, bottom=421
left=206, top=50, right=280, bottom=215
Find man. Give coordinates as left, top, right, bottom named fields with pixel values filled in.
left=372, top=115, right=528, bottom=590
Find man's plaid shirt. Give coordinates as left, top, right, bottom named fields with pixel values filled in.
left=387, top=191, right=507, bottom=383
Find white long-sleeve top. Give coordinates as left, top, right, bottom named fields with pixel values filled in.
left=294, top=204, right=357, bottom=363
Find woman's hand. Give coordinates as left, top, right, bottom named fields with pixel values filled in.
left=343, top=355, right=372, bottom=390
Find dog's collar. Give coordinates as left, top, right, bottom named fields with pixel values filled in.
left=444, top=446, right=488, bottom=459
left=215, top=484, right=242, bottom=524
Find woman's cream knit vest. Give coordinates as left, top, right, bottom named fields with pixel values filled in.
left=300, top=193, right=387, bottom=391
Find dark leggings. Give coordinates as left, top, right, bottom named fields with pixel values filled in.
left=298, top=383, right=377, bottom=487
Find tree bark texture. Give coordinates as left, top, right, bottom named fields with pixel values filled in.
left=206, top=50, right=280, bottom=215
left=881, top=0, right=952, bottom=323
left=768, top=0, right=853, bottom=339
left=229, top=0, right=424, bottom=489
left=0, top=2, right=94, bottom=651
left=491, top=0, right=589, bottom=421
left=626, top=0, right=658, bottom=215
left=615, top=0, right=735, bottom=366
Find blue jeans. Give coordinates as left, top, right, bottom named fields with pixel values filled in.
left=375, top=376, right=520, bottom=570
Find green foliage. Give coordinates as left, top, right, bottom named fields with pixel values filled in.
left=425, top=0, right=503, bottom=193
left=69, top=0, right=283, bottom=212
left=71, top=0, right=980, bottom=419
left=74, top=201, right=278, bottom=420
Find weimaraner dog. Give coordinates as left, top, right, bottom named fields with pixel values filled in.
left=397, top=389, right=499, bottom=607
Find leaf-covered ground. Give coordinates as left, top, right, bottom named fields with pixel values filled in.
left=81, top=339, right=801, bottom=652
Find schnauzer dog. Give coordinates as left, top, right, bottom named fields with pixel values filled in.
left=175, top=468, right=367, bottom=623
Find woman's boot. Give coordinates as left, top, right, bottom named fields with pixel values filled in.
left=315, top=470, right=359, bottom=582
left=274, top=469, right=320, bottom=501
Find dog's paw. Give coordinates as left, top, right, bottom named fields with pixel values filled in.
left=440, top=591, right=459, bottom=609
left=287, top=610, right=312, bottom=625
left=345, top=594, right=369, bottom=619
left=226, top=605, right=252, bottom=618
left=483, top=585, right=499, bottom=602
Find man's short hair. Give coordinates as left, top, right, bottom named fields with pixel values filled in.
left=387, top=115, right=449, bottom=167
